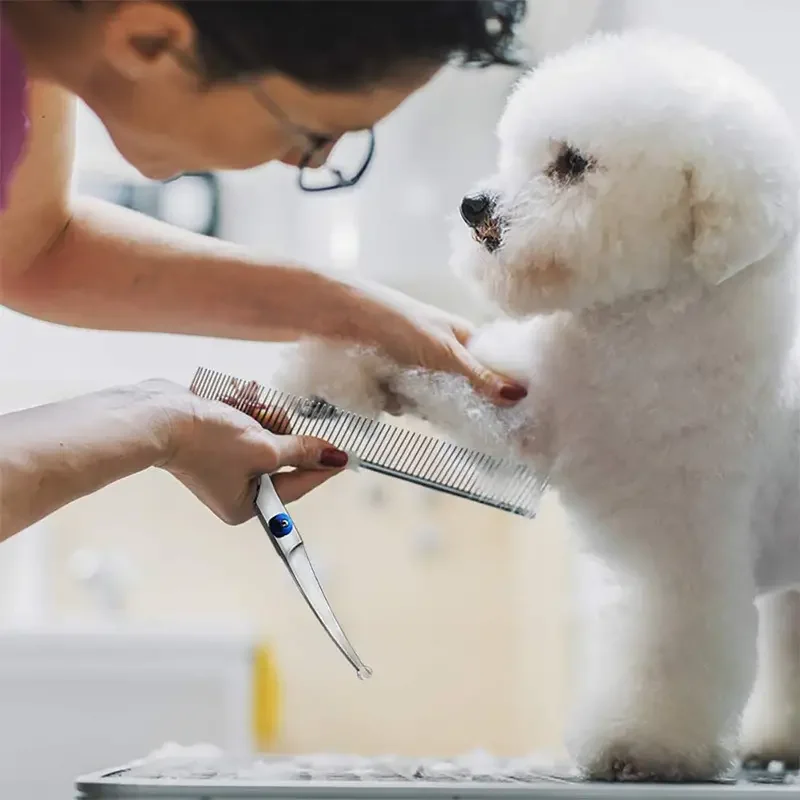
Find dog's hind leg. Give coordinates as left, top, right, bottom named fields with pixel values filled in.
left=740, top=587, right=800, bottom=770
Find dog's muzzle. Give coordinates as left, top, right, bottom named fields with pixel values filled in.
left=460, top=192, right=502, bottom=252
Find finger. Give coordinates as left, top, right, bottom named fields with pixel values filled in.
left=450, top=344, right=528, bottom=406
left=221, top=380, right=260, bottom=413
left=238, top=380, right=262, bottom=416
left=452, top=322, right=476, bottom=348
left=253, top=405, right=293, bottom=435
left=271, top=467, right=344, bottom=504
left=269, top=433, right=349, bottom=471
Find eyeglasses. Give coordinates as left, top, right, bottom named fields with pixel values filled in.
left=171, top=46, right=376, bottom=193
left=295, top=128, right=375, bottom=192
left=247, top=81, right=376, bottom=193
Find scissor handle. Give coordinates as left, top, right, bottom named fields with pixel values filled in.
left=254, top=475, right=303, bottom=558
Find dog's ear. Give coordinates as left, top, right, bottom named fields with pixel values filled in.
left=687, top=159, right=799, bottom=286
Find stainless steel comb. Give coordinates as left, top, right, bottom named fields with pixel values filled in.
left=190, top=366, right=546, bottom=518
left=189, top=365, right=546, bottom=678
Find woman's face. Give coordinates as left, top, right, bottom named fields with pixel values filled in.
left=74, top=2, right=436, bottom=181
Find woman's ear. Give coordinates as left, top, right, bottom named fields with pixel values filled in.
left=100, top=1, right=195, bottom=82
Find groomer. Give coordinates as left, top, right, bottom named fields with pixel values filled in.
left=0, top=0, right=527, bottom=542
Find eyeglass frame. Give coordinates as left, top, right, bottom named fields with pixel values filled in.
left=170, top=45, right=376, bottom=193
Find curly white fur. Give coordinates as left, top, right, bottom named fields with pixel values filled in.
left=274, top=29, right=800, bottom=781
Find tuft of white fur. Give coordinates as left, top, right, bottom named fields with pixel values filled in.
left=278, top=29, right=800, bottom=781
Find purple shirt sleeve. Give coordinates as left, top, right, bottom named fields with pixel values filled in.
left=0, top=17, right=29, bottom=211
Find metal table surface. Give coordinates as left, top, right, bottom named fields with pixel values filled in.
left=74, top=763, right=800, bottom=800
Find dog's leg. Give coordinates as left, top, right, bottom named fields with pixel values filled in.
left=739, top=587, right=800, bottom=770
left=271, top=341, right=398, bottom=419
left=568, top=516, right=758, bottom=782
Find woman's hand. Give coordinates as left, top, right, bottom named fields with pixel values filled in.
left=339, top=282, right=528, bottom=406
left=144, top=379, right=347, bottom=524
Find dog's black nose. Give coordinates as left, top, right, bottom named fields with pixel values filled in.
left=460, top=193, right=492, bottom=228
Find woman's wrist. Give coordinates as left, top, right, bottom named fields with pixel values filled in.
left=294, top=268, right=388, bottom=346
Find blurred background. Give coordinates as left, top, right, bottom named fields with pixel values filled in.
left=2, top=0, right=800, bottom=795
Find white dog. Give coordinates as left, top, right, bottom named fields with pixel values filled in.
left=275, top=30, right=800, bottom=781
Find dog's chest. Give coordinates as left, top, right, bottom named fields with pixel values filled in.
left=532, top=307, right=767, bottom=472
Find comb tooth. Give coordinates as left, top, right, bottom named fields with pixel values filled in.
left=341, top=411, right=374, bottom=456
left=467, top=454, right=498, bottom=500
left=443, top=445, right=478, bottom=493
left=422, top=438, right=450, bottom=483
left=196, top=367, right=213, bottom=398
left=411, top=433, right=437, bottom=473
left=402, top=435, right=429, bottom=479
left=362, top=416, right=403, bottom=463
left=382, top=423, right=412, bottom=465
left=352, top=413, right=379, bottom=455
left=285, top=391, right=313, bottom=437
left=208, top=369, right=226, bottom=401
left=189, top=367, right=203, bottom=396
left=459, top=454, right=491, bottom=500
left=249, top=378, right=264, bottom=417
left=499, top=461, right=529, bottom=508
left=500, top=464, right=525, bottom=507
left=413, top=436, right=444, bottom=481
left=244, top=379, right=259, bottom=418
left=394, top=429, right=426, bottom=475
left=475, top=453, right=502, bottom=496
left=426, top=440, right=460, bottom=488
left=328, top=408, right=355, bottom=451
left=424, top=439, right=460, bottom=487
left=512, top=465, right=536, bottom=504
left=322, top=403, right=349, bottom=446
left=458, top=453, right=488, bottom=498
left=257, top=386, right=281, bottom=429
left=366, top=423, right=401, bottom=465
left=420, top=433, right=448, bottom=478
left=422, top=442, right=458, bottom=485
left=281, top=390, right=305, bottom=432
left=316, top=401, right=347, bottom=445
left=189, top=367, right=203, bottom=395
left=506, top=469, right=538, bottom=514
left=194, top=366, right=215, bottom=400
left=455, top=449, right=488, bottom=490
left=364, top=421, right=404, bottom=465
left=254, top=380, right=270, bottom=418
left=231, top=376, right=246, bottom=413
left=400, top=431, right=427, bottom=477
left=209, top=369, right=230, bottom=403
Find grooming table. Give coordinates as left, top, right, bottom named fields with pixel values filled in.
left=74, top=750, right=800, bottom=799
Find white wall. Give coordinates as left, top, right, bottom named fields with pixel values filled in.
left=626, top=0, right=800, bottom=134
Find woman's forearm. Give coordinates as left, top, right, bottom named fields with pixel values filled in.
left=2, top=195, right=371, bottom=344
left=0, top=384, right=167, bottom=542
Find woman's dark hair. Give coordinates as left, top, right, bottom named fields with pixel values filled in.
left=173, top=1, right=528, bottom=89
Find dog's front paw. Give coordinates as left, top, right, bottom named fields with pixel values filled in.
left=574, top=737, right=734, bottom=782
left=272, top=341, right=405, bottom=419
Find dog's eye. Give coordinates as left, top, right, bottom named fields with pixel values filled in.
left=546, top=145, right=593, bottom=183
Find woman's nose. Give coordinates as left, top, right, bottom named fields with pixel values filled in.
left=460, top=193, right=492, bottom=228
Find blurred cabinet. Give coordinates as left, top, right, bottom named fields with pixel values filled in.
left=0, top=626, right=278, bottom=798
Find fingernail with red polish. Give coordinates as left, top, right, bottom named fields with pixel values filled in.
left=500, top=384, right=528, bottom=402
left=320, top=448, right=349, bottom=468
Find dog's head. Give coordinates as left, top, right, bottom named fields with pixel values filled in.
left=452, top=29, right=800, bottom=315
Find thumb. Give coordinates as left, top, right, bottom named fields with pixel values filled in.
left=269, top=433, right=350, bottom=471
left=272, top=467, right=344, bottom=504
left=452, top=345, right=528, bottom=406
